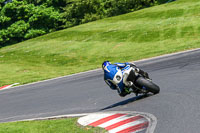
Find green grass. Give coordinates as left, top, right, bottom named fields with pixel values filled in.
left=0, top=0, right=200, bottom=86
left=0, top=118, right=106, bottom=133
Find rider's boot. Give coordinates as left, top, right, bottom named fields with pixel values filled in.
left=119, top=88, right=131, bottom=97
left=119, top=91, right=129, bottom=97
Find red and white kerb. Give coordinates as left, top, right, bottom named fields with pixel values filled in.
left=0, top=83, right=19, bottom=90
left=78, top=112, right=155, bottom=133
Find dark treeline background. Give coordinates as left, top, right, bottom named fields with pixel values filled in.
left=0, top=0, right=169, bottom=47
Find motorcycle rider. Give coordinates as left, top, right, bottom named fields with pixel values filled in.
left=102, top=61, right=149, bottom=97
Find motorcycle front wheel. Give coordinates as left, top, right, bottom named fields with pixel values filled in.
left=135, top=77, right=160, bottom=94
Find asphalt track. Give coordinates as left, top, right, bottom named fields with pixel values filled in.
left=0, top=49, right=200, bottom=133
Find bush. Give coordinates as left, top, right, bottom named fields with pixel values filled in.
left=0, top=0, right=63, bottom=46
left=81, top=13, right=102, bottom=23
left=28, top=5, right=62, bottom=31
left=157, top=0, right=175, bottom=4
left=61, top=0, right=157, bottom=28
left=24, top=29, right=46, bottom=39
left=8, top=21, right=29, bottom=37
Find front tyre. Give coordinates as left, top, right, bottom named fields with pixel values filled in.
left=135, top=77, right=160, bottom=94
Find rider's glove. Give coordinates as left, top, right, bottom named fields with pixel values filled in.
left=135, top=68, right=140, bottom=73
left=129, top=63, right=136, bottom=67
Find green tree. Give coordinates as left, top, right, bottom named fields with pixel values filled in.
left=0, top=0, right=63, bottom=46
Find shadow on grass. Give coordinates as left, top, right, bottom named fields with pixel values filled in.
left=100, top=94, right=153, bottom=111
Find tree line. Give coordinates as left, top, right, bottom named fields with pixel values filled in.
left=0, top=0, right=168, bottom=47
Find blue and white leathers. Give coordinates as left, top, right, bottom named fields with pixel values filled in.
left=103, top=62, right=133, bottom=94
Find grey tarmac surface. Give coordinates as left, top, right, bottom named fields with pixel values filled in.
left=0, top=49, right=200, bottom=133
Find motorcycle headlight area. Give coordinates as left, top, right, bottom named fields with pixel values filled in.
left=112, top=71, right=123, bottom=84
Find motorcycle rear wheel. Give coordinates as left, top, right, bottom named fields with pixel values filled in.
left=135, top=77, right=160, bottom=94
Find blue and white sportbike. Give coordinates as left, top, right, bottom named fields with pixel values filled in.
left=102, top=61, right=160, bottom=97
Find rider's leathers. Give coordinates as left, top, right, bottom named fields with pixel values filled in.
left=103, top=62, right=136, bottom=95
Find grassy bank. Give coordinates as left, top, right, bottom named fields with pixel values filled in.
left=0, top=118, right=106, bottom=133
left=0, top=0, right=200, bottom=86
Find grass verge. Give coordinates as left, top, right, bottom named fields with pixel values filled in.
left=0, top=0, right=200, bottom=86
left=0, top=117, right=106, bottom=133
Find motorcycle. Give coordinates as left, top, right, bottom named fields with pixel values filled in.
left=126, top=69, right=160, bottom=96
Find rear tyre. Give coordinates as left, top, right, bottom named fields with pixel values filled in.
left=135, top=77, right=160, bottom=94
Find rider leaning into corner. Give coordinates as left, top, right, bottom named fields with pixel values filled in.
left=102, top=61, right=150, bottom=97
